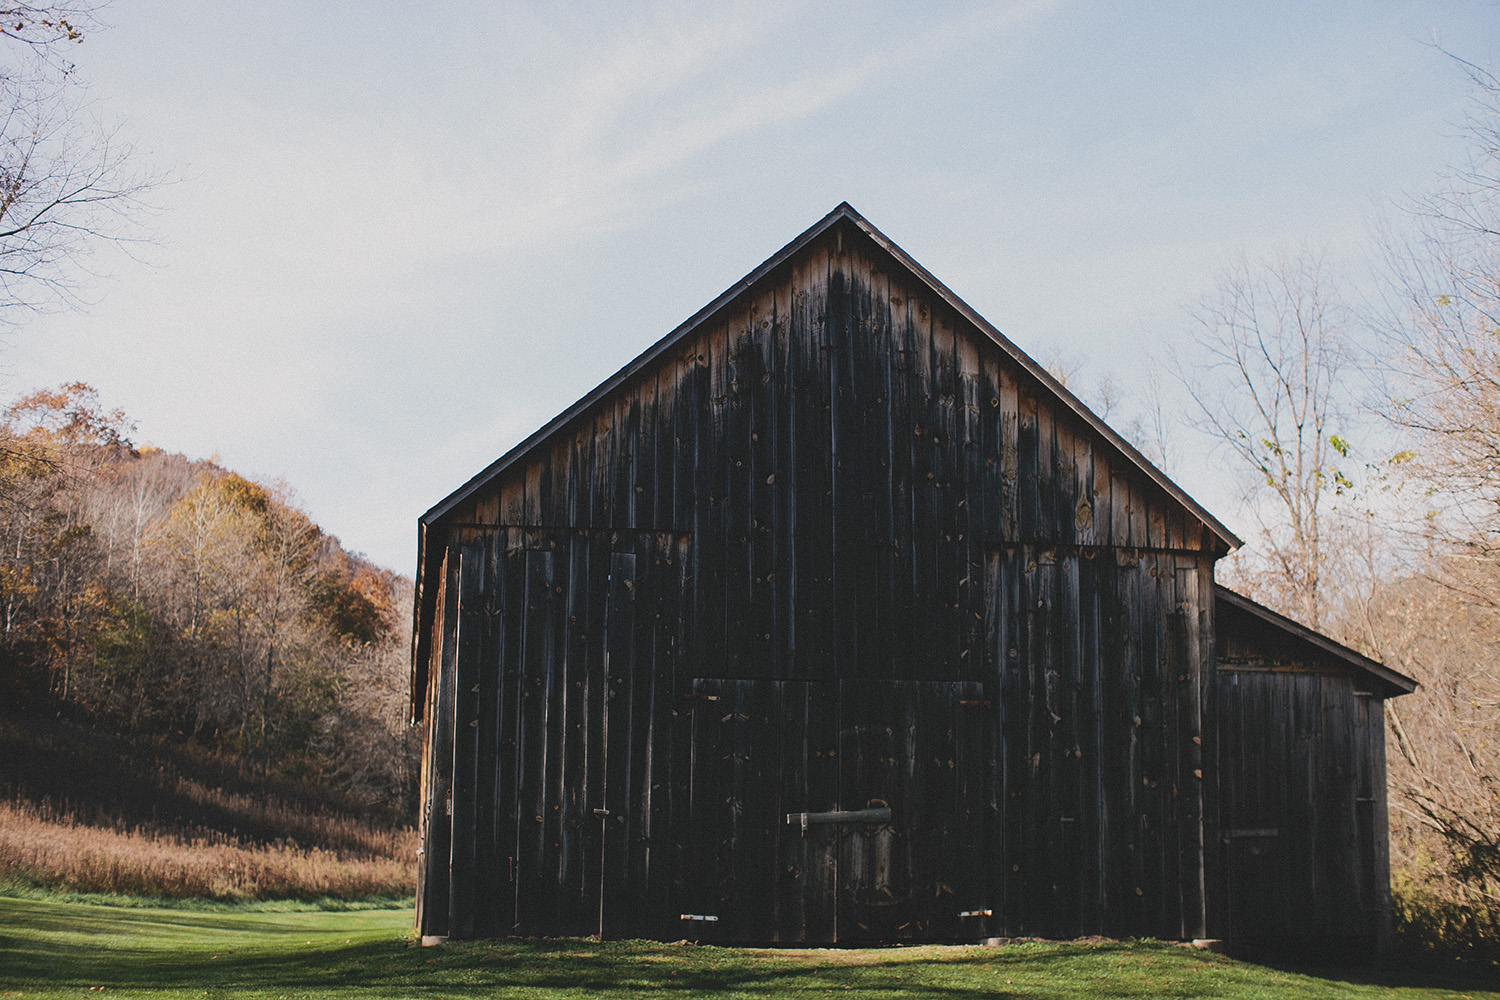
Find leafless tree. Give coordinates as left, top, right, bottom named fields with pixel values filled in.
left=1359, top=56, right=1500, bottom=938
left=1121, top=359, right=1175, bottom=475
left=1179, top=251, right=1350, bottom=630
left=1373, top=59, right=1500, bottom=581
left=0, top=4, right=155, bottom=325
left=1368, top=566, right=1500, bottom=916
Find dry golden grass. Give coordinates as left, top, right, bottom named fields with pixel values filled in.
left=0, top=798, right=414, bottom=900
left=166, top=773, right=409, bottom=859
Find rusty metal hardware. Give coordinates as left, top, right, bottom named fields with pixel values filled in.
left=785, top=800, right=891, bottom=837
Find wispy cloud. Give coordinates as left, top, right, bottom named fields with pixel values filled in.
left=452, top=0, right=1063, bottom=254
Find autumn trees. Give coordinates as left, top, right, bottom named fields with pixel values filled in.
left=1174, top=63, right=1500, bottom=955
left=0, top=384, right=415, bottom=811
left=1362, top=62, right=1500, bottom=951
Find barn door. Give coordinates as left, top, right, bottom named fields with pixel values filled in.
left=425, top=530, right=529, bottom=940
left=837, top=681, right=993, bottom=942
left=595, top=534, right=692, bottom=940
left=1216, top=669, right=1286, bottom=950
left=684, top=678, right=991, bottom=943
left=596, top=550, right=635, bottom=939
left=683, top=679, right=839, bottom=942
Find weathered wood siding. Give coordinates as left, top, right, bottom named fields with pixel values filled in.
left=1215, top=601, right=1394, bottom=953
left=416, top=222, right=1218, bottom=943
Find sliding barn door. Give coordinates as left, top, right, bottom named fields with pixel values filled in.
left=837, top=681, right=994, bottom=941
left=683, top=679, right=992, bottom=943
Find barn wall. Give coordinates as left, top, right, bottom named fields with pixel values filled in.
left=417, top=222, right=1217, bottom=942
left=1214, top=604, right=1394, bottom=953
left=449, top=227, right=1211, bottom=677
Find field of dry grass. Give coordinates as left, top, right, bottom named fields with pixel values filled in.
left=0, top=710, right=415, bottom=901
left=0, top=798, right=414, bottom=900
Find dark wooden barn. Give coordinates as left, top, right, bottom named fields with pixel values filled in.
left=410, top=204, right=1415, bottom=950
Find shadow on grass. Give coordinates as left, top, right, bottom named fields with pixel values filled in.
left=0, top=924, right=1263, bottom=1000
left=1248, top=949, right=1500, bottom=997
left=8, top=894, right=1490, bottom=1000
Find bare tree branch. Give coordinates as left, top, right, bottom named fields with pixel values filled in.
left=0, top=3, right=156, bottom=326
left=1178, top=250, right=1350, bottom=629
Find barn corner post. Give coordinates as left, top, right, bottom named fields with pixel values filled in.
left=1368, top=687, right=1395, bottom=954
left=414, top=534, right=456, bottom=942
left=1194, top=550, right=1220, bottom=945
left=410, top=523, right=430, bottom=938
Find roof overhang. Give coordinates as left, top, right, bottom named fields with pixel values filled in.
left=1216, top=585, right=1418, bottom=697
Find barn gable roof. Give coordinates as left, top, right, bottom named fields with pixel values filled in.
left=1216, top=585, right=1417, bottom=697
left=419, top=203, right=1242, bottom=550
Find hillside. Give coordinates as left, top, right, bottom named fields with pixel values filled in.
left=0, top=710, right=413, bottom=900
left=0, top=383, right=416, bottom=900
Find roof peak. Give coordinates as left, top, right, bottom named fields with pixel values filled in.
left=421, top=205, right=1240, bottom=552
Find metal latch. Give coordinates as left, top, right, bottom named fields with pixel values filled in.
left=785, top=800, right=891, bottom=837
left=1223, top=828, right=1278, bottom=842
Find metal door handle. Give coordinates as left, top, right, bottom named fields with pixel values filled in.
left=785, top=804, right=892, bottom=836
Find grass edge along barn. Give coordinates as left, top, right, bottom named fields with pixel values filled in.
left=410, top=204, right=1415, bottom=952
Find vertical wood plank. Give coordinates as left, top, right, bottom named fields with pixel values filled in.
left=931, top=310, right=960, bottom=680
left=471, top=534, right=503, bottom=937
left=499, top=477, right=525, bottom=527
left=494, top=532, right=526, bottom=933
left=554, top=531, right=591, bottom=933
left=888, top=280, right=917, bottom=680
left=1017, top=393, right=1040, bottom=543
left=999, top=365, right=1020, bottom=544
left=747, top=290, right=778, bottom=679
left=794, top=244, right=834, bottom=680
left=804, top=680, right=839, bottom=939
left=869, top=262, right=899, bottom=679
left=515, top=546, right=556, bottom=933
left=447, top=540, right=485, bottom=940
left=599, top=549, right=637, bottom=938
left=828, top=257, right=860, bottom=679
left=1036, top=393, right=1058, bottom=544
left=1174, top=563, right=1206, bottom=939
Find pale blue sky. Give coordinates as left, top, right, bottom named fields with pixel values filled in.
left=7, top=1, right=1495, bottom=574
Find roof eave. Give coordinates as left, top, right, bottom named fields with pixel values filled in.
left=1215, top=585, right=1418, bottom=696
left=420, top=203, right=858, bottom=527
left=839, top=205, right=1241, bottom=553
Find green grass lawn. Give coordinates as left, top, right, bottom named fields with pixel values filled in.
left=2, top=893, right=1496, bottom=999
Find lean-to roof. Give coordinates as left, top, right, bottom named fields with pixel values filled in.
left=1216, top=585, right=1417, bottom=697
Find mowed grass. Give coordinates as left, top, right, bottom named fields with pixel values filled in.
left=2, top=894, right=1497, bottom=1000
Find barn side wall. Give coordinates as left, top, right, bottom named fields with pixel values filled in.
left=1214, top=603, right=1394, bottom=954
left=417, top=222, right=1218, bottom=943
